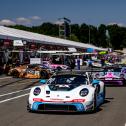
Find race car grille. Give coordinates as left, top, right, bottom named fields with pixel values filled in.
left=38, top=104, right=77, bottom=112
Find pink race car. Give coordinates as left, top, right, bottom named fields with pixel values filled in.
left=95, top=67, right=126, bottom=86
left=42, top=61, right=69, bottom=70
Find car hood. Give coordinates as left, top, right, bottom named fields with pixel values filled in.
left=100, top=72, right=120, bottom=78
left=30, top=84, right=94, bottom=102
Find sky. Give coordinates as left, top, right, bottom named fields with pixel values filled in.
left=0, top=0, right=126, bottom=27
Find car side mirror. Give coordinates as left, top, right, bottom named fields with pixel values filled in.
left=92, top=79, right=99, bottom=85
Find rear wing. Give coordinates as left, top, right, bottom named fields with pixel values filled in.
left=55, top=68, right=104, bottom=75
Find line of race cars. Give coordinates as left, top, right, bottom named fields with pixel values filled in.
left=27, top=65, right=126, bottom=112
left=5, top=62, right=126, bottom=113
left=8, top=61, right=69, bottom=79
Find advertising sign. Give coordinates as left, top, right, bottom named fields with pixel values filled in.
left=13, top=40, right=24, bottom=46
left=30, top=58, right=41, bottom=64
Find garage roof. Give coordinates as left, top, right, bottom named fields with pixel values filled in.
left=0, top=26, right=107, bottom=51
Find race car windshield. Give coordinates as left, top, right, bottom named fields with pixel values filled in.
left=103, top=68, right=121, bottom=72
left=26, top=69, right=35, bottom=74
left=27, top=64, right=39, bottom=68
left=47, top=75, right=87, bottom=85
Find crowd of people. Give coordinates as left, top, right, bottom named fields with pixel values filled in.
left=0, top=50, right=123, bottom=75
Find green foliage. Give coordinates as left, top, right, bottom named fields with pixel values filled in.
left=107, top=24, right=126, bottom=49
left=97, top=24, right=108, bottom=47
left=71, top=24, right=80, bottom=38
left=69, top=34, right=79, bottom=42
left=89, top=25, right=98, bottom=46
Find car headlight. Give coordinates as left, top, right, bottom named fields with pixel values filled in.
left=79, top=88, right=89, bottom=97
left=33, top=87, right=41, bottom=96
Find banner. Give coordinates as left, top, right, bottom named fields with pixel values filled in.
left=13, top=40, right=24, bottom=46
left=30, top=58, right=41, bottom=64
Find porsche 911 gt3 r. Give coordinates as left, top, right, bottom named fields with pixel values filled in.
left=27, top=71, right=105, bottom=113
left=8, top=64, right=54, bottom=79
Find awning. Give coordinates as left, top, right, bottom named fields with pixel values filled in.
left=0, top=26, right=107, bottom=51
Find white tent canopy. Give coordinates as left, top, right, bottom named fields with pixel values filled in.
left=0, top=26, right=107, bottom=51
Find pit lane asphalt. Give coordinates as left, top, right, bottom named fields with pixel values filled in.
left=0, top=76, right=126, bottom=126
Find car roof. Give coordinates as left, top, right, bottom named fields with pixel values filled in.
left=56, top=68, right=103, bottom=74
left=54, top=69, right=103, bottom=77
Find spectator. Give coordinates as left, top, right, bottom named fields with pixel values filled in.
left=70, top=58, right=75, bottom=69
left=88, top=59, right=93, bottom=68
left=77, top=56, right=80, bottom=70
left=101, top=57, right=105, bottom=67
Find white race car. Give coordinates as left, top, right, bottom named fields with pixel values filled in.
left=27, top=71, right=105, bottom=113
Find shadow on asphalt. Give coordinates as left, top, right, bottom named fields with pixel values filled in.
left=103, top=99, right=111, bottom=105
left=0, top=75, right=39, bottom=89
left=106, top=85, right=126, bottom=87
left=23, top=80, right=39, bottom=89
left=105, top=97, right=114, bottom=100
left=0, top=78, right=26, bottom=88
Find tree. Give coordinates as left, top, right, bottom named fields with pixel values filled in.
left=88, top=25, right=98, bottom=46
left=97, top=24, right=108, bottom=47
left=38, top=22, right=59, bottom=36
left=79, top=23, right=89, bottom=43
left=69, top=34, right=79, bottom=42
left=107, top=24, right=124, bottom=49
left=71, top=24, right=80, bottom=39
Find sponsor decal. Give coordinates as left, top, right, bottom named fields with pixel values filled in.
left=50, top=98, right=64, bottom=101
left=105, top=78, right=112, bottom=80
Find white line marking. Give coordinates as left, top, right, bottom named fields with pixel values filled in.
left=0, top=76, right=12, bottom=80
left=0, top=93, right=29, bottom=104
left=0, top=88, right=31, bottom=97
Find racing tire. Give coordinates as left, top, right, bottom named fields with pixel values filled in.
left=40, top=70, right=48, bottom=79
left=0, top=68, right=4, bottom=75
left=11, top=69, right=20, bottom=78
left=92, top=85, right=100, bottom=112
left=92, top=92, right=97, bottom=112
left=122, top=79, right=125, bottom=86
left=27, top=101, right=32, bottom=113
left=56, top=67, right=62, bottom=71
left=103, top=85, right=106, bottom=102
